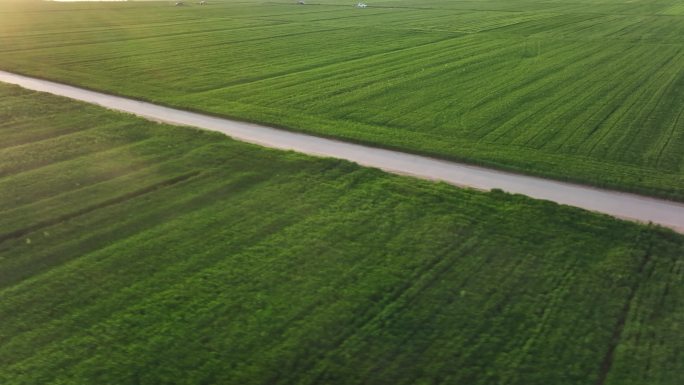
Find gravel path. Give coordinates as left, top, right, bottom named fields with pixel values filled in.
left=2, top=70, right=683, bottom=233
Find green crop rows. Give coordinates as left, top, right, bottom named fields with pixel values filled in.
left=1, top=0, right=683, bottom=199
left=1, top=84, right=682, bottom=384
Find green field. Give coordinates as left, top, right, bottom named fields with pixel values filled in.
left=1, top=0, right=683, bottom=199
left=1, top=84, right=683, bottom=384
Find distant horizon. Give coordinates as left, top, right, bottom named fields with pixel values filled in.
left=50, top=0, right=129, bottom=2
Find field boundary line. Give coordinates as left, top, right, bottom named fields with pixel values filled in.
left=1, top=70, right=684, bottom=233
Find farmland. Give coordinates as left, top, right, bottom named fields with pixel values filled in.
left=1, top=84, right=683, bottom=384
left=0, top=0, right=683, bottom=199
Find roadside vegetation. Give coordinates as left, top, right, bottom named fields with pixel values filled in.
left=1, top=84, right=682, bottom=385
left=0, top=0, right=683, bottom=199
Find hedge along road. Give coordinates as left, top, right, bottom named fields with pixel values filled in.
left=2, top=70, right=683, bottom=234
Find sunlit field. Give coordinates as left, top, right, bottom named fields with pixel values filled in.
left=2, top=2, right=684, bottom=384
left=0, top=0, right=683, bottom=199
left=1, top=83, right=683, bottom=385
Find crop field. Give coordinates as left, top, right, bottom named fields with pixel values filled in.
left=0, top=0, right=683, bottom=199
left=1, top=84, right=683, bottom=384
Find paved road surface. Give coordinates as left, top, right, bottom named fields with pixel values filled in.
left=2, top=70, right=683, bottom=233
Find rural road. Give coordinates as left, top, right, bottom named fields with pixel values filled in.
left=2, top=70, right=684, bottom=234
